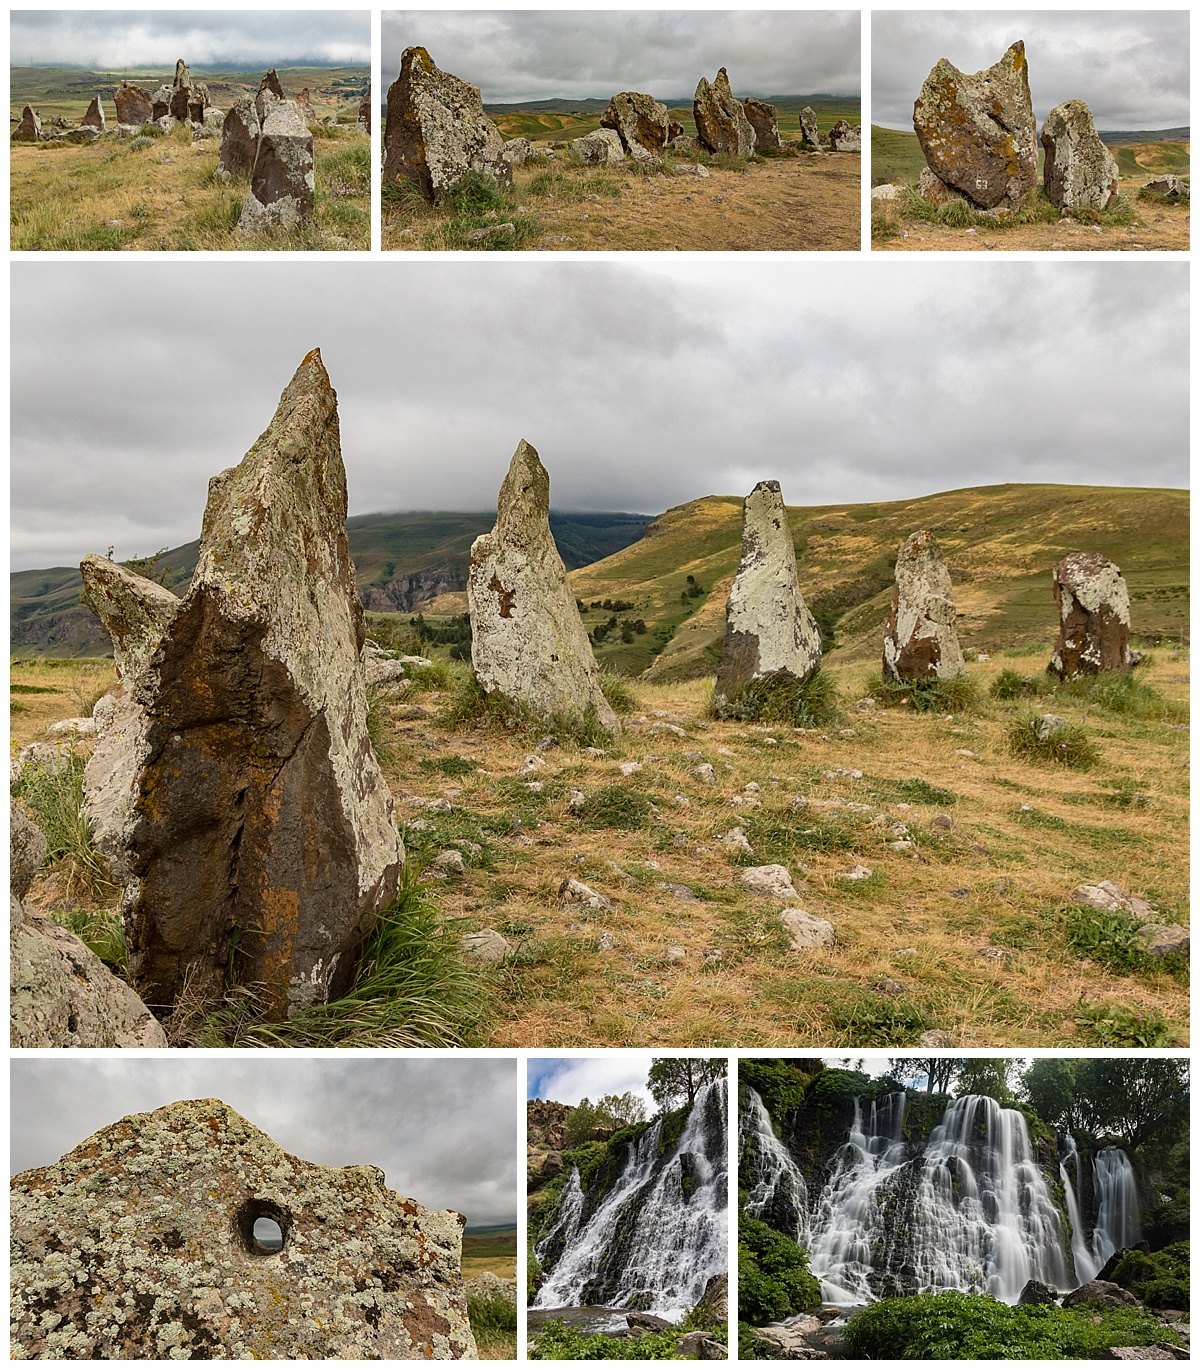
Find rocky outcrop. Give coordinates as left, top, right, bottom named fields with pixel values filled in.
left=913, top=41, right=1037, bottom=208
left=360, top=564, right=464, bottom=612
left=218, top=96, right=260, bottom=177
left=743, top=98, right=780, bottom=150
left=169, top=59, right=193, bottom=121
left=80, top=94, right=106, bottom=131
left=10, top=897, right=168, bottom=1049
left=358, top=82, right=371, bottom=133
left=10, top=1098, right=476, bottom=1359
left=528, top=1098, right=572, bottom=1154
left=383, top=46, right=511, bottom=200
left=919, top=165, right=967, bottom=204
left=1143, top=174, right=1188, bottom=198
left=882, top=530, right=965, bottom=682
left=828, top=118, right=861, bottom=152
left=571, top=128, right=625, bottom=165
left=799, top=105, right=821, bottom=149
left=114, top=82, right=153, bottom=127
left=715, top=480, right=821, bottom=701
left=600, top=90, right=670, bottom=161
left=237, top=101, right=315, bottom=231
left=1048, top=552, right=1134, bottom=679
left=1062, top=1280, right=1143, bottom=1311
left=109, top=351, right=403, bottom=1023
left=694, top=68, right=754, bottom=157
left=10, top=799, right=47, bottom=900
left=1042, top=99, right=1119, bottom=210
left=13, top=104, right=41, bottom=141
left=468, top=440, right=618, bottom=734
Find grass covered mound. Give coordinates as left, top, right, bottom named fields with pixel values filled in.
left=842, top=1290, right=1184, bottom=1360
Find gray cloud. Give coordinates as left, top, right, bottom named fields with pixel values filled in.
left=10, top=1057, right=518, bottom=1227
left=873, top=10, right=1189, bottom=131
left=10, top=259, right=1188, bottom=571
left=10, top=10, right=369, bottom=70
left=382, top=10, right=860, bottom=102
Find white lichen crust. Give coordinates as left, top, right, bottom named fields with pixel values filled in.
left=882, top=530, right=965, bottom=682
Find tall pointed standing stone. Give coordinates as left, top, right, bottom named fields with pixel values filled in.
left=715, top=481, right=821, bottom=701
left=116, top=351, right=403, bottom=1023
left=693, top=67, right=755, bottom=156
left=169, top=58, right=193, bottom=120
left=80, top=94, right=106, bottom=131
left=12, top=105, right=41, bottom=141
left=882, top=531, right=965, bottom=682
left=1048, top=552, right=1135, bottom=679
left=468, top=441, right=618, bottom=734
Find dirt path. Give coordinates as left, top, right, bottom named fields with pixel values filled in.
left=874, top=204, right=1189, bottom=252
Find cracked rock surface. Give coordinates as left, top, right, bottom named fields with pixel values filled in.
left=1048, top=551, right=1134, bottom=679
left=883, top=530, right=965, bottom=682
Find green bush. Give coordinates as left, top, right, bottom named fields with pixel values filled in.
left=989, top=668, right=1048, bottom=700
left=1073, top=998, right=1173, bottom=1047
left=827, top=990, right=931, bottom=1045
left=1112, top=1241, right=1190, bottom=1309
left=438, top=668, right=615, bottom=746
left=713, top=669, right=839, bottom=728
left=1064, top=904, right=1185, bottom=980
left=529, top=1319, right=687, bottom=1359
left=738, top=1213, right=821, bottom=1324
left=867, top=671, right=978, bottom=713
left=1006, top=713, right=1097, bottom=768
left=128, top=135, right=156, bottom=151
left=842, top=1290, right=1183, bottom=1360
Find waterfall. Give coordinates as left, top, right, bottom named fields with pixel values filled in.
left=534, top=1079, right=728, bottom=1319
left=1060, top=1135, right=1096, bottom=1282
left=739, top=1087, right=810, bottom=1245
left=805, top=1094, right=1070, bottom=1305
left=1059, top=1141, right=1141, bottom=1283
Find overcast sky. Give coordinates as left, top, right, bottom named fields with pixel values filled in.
left=11, top=1057, right=517, bottom=1227
left=10, top=10, right=369, bottom=70
left=873, top=10, right=1190, bottom=131
left=382, top=11, right=860, bottom=103
left=529, top=1056, right=656, bottom=1110
left=11, top=259, right=1188, bottom=572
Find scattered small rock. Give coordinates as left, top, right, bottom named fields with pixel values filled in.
left=433, top=849, right=465, bottom=875
left=691, top=763, right=718, bottom=785
left=918, top=1030, right=951, bottom=1047
left=517, top=755, right=546, bottom=775
left=559, top=877, right=613, bottom=911
left=780, top=908, right=835, bottom=951
left=740, top=865, right=800, bottom=901
left=836, top=864, right=873, bottom=881
left=665, top=945, right=687, bottom=964
left=460, top=929, right=509, bottom=961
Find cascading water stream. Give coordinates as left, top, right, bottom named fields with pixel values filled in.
left=534, top=1079, right=728, bottom=1319
left=1059, top=1135, right=1096, bottom=1282
left=739, top=1087, right=810, bottom=1245
left=1060, top=1141, right=1141, bottom=1282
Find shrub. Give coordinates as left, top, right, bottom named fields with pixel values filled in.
left=1064, top=904, right=1185, bottom=980
left=1006, top=712, right=1097, bottom=768
left=842, top=1290, right=1184, bottom=1360
left=738, top=1213, right=821, bottom=1324
left=989, top=668, right=1048, bottom=700
left=827, top=990, right=931, bottom=1045
left=530, top=1319, right=687, bottom=1359
left=1073, top=998, right=1172, bottom=1047
left=51, top=905, right=128, bottom=972
left=1112, top=1242, right=1190, bottom=1309
left=713, top=669, right=839, bottom=728
left=128, top=135, right=155, bottom=151
left=1059, top=670, right=1180, bottom=720
left=441, top=169, right=506, bottom=213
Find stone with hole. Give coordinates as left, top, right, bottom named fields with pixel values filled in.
left=114, top=83, right=153, bottom=127
left=10, top=1098, right=475, bottom=1358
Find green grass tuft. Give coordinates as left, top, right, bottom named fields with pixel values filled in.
left=867, top=672, right=979, bottom=714
left=575, top=785, right=655, bottom=831
left=1073, top=997, right=1173, bottom=1047
left=12, top=749, right=117, bottom=901
left=713, top=669, right=839, bottom=727
left=1006, top=712, right=1097, bottom=768
left=439, top=668, right=616, bottom=746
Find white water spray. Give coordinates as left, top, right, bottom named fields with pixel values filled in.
left=740, top=1087, right=810, bottom=1245
left=1060, top=1141, right=1141, bottom=1282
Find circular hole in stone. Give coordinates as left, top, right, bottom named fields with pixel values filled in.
left=253, top=1216, right=284, bottom=1251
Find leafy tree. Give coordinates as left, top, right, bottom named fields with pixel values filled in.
left=1074, top=1058, right=1189, bottom=1153
left=564, top=1092, right=647, bottom=1146
left=647, top=1058, right=725, bottom=1111
left=1021, top=1059, right=1084, bottom=1134
left=954, top=1059, right=1016, bottom=1103
left=887, top=1056, right=956, bottom=1095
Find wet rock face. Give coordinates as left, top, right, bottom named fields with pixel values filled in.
left=600, top=91, right=670, bottom=160
left=384, top=46, right=511, bottom=200
left=882, top=530, right=965, bottom=682
left=1042, top=99, right=1119, bottom=210
left=218, top=96, right=260, bottom=177
left=715, top=480, right=821, bottom=700
left=114, top=82, right=153, bottom=127
left=913, top=40, right=1037, bottom=208
left=13, top=105, right=41, bottom=141
left=694, top=67, right=755, bottom=156
left=10, top=1098, right=476, bottom=1359
left=80, top=94, right=106, bottom=130
left=237, top=101, right=315, bottom=231
left=468, top=440, right=618, bottom=734
left=743, top=98, right=780, bottom=150
left=1048, top=551, right=1134, bottom=679
left=114, top=351, right=402, bottom=1022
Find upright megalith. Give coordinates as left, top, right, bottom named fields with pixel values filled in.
left=384, top=46, right=511, bottom=200
left=10, top=1099, right=477, bottom=1360
left=12, top=105, right=41, bottom=141
left=169, top=58, right=193, bottom=121
left=108, top=351, right=402, bottom=1023
left=358, top=81, right=372, bottom=133
left=218, top=96, right=260, bottom=177
left=114, top=81, right=153, bottom=127
left=913, top=40, right=1037, bottom=208
left=237, top=100, right=315, bottom=231
left=798, top=105, right=822, bottom=149
left=1048, top=552, right=1135, bottom=679
left=743, top=97, right=781, bottom=150
left=600, top=90, right=670, bottom=161
left=882, top=530, right=965, bottom=682
left=1042, top=99, right=1119, bottom=210
left=80, top=93, right=106, bottom=131
left=715, top=481, right=821, bottom=702
left=150, top=83, right=172, bottom=120
left=693, top=68, right=755, bottom=156
left=468, top=440, right=618, bottom=735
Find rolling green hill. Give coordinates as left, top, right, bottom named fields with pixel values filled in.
left=10, top=511, right=653, bottom=657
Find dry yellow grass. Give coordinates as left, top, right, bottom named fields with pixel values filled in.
left=10, top=123, right=369, bottom=251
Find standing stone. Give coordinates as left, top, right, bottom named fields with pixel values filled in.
left=798, top=106, right=822, bottom=149
left=913, top=40, right=1037, bottom=209
left=80, top=94, right=106, bottom=131
left=468, top=440, right=618, bottom=735
left=10, top=1099, right=475, bottom=1359
left=237, top=101, right=315, bottom=232
left=743, top=98, right=780, bottom=150
left=828, top=118, right=861, bottom=152
left=693, top=68, right=755, bottom=157
left=384, top=46, right=511, bottom=200
left=10, top=800, right=47, bottom=901
left=600, top=91, right=670, bottom=161
left=187, top=81, right=211, bottom=125
left=1042, top=99, right=1119, bottom=210
left=169, top=59, right=193, bottom=121
left=882, top=531, right=965, bottom=682
left=919, top=165, right=967, bottom=204
left=12, top=105, right=41, bottom=141
left=571, top=128, right=625, bottom=165
left=715, top=480, right=821, bottom=701
left=114, top=82, right=153, bottom=127
left=217, top=96, right=260, bottom=177
left=358, top=81, right=371, bottom=133
left=150, top=84, right=172, bottom=120
left=116, top=351, right=403, bottom=1023
left=1048, top=552, right=1135, bottom=679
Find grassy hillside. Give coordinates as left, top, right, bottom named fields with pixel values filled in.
left=10, top=512, right=653, bottom=657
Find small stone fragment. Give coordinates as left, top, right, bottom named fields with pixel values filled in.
left=460, top=928, right=509, bottom=961
left=780, top=908, right=835, bottom=950
left=559, top=877, right=613, bottom=911
left=10, top=801, right=46, bottom=900
left=836, top=864, right=873, bottom=881
left=692, top=763, right=718, bottom=785
left=740, top=865, right=800, bottom=901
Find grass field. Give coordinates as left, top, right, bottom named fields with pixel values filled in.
left=10, top=65, right=369, bottom=251
left=871, top=126, right=1190, bottom=252
left=463, top=1225, right=519, bottom=1281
